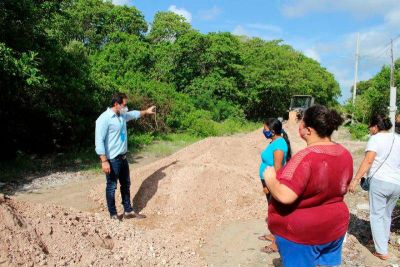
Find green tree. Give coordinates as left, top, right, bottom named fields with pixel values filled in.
left=148, top=11, right=193, bottom=43
left=90, top=32, right=151, bottom=88
left=170, top=31, right=209, bottom=90
left=0, top=0, right=343, bottom=160
left=52, top=0, right=147, bottom=49
left=239, top=38, right=340, bottom=119
left=0, top=0, right=101, bottom=157
left=348, top=59, right=400, bottom=123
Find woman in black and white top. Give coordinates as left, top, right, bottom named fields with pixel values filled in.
left=349, top=115, right=400, bottom=260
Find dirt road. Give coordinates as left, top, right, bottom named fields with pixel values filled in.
left=2, top=122, right=399, bottom=266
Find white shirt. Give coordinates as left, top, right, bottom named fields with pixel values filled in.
left=366, top=132, right=400, bottom=186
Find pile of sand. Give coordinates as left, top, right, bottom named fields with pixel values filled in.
left=88, top=130, right=293, bottom=265
left=0, top=194, right=200, bottom=266
left=92, top=131, right=268, bottom=227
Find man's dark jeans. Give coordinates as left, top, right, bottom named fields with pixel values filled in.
left=106, top=157, right=133, bottom=216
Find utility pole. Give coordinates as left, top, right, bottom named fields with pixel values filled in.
left=352, top=32, right=360, bottom=123
left=389, top=38, right=397, bottom=132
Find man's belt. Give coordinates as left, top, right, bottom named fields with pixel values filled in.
left=110, top=153, right=127, bottom=161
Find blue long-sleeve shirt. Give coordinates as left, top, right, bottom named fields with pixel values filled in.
left=95, top=108, right=141, bottom=159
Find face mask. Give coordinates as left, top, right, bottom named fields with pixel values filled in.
left=119, top=106, right=128, bottom=115
left=263, top=129, right=273, bottom=139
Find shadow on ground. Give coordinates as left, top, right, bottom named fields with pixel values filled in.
left=132, top=161, right=177, bottom=213
left=348, top=213, right=373, bottom=251
left=349, top=206, right=400, bottom=253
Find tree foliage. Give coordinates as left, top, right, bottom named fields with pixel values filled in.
left=148, top=11, right=193, bottom=43
left=1, top=0, right=341, bottom=159
left=345, top=59, right=400, bottom=124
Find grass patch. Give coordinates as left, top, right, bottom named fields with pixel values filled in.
left=215, top=118, right=260, bottom=135
left=346, top=123, right=369, bottom=141
left=186, top=118, right=260, bottom=137
left=141, top=133, right=201, bottom=157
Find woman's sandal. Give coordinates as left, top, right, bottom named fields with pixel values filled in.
left=260, top=244, right=278, bottom=253
left=258, top=233, right=274, bottom=242
left=372, top=252, right=389, bottom=260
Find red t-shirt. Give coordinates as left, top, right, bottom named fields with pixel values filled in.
left=268, top=144, right=353, bottom=245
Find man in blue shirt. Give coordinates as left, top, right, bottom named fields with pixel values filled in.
left=95, top=92, right=155, bottom=220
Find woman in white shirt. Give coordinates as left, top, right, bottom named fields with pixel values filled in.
left=349, top=115, right=400, bottom=260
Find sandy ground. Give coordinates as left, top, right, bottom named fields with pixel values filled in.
left=2, top=121, right=399, bottom=266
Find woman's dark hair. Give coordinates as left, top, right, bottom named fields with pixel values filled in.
left=264, top=118, right=292, bottom=161
left=110, top=92, right=128, bottom=107
left=369, top=114, right=392, bottom=131
left=303, top=105, right=344, bottom=138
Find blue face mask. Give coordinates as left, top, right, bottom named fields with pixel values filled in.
left=263, top=129, right=273, bottom=139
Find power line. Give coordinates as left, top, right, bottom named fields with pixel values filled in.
left=361, top=47, right=390, bottom=60
left=360, top=34, right=400, bottom=60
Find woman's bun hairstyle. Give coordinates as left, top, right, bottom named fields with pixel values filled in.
left=369, top=114, right=392, bottom=131
left=303, top=105, right=344, bottom=138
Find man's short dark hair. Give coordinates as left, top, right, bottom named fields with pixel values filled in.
left=110, top=92, right=128, bottom=107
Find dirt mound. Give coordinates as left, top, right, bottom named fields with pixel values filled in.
left=92, top=131, right=269, bottom=230
left=89, top=129, right=298, bottom=265
left=3, top=129, right=274, bottom=267
left=0, top=194, right=196, bottom=266
left=0, top=195, right=49, bottom=266
left=91, top=124, right=308, bottom=226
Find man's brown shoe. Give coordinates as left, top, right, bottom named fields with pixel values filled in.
left=123, top=211, right=146, bottom=219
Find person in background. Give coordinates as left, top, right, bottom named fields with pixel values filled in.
left=395, top=113, right=400, bottom=134
left=349, top=114, right=400, bottom=260
left=258, top=118, right=292, bottom=253
left=264, top=105, right=353, bottom=267
left=95, top=92, right=155, bottom=220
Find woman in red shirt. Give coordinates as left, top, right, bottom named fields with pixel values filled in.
left=264, top=105, right=353, bottom=267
